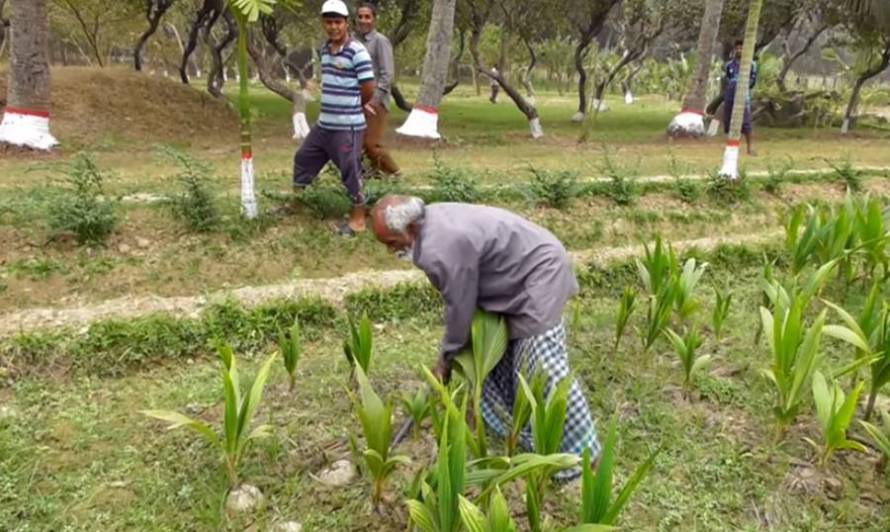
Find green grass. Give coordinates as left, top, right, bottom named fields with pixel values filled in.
left=2, top=254, right=889, bottom=530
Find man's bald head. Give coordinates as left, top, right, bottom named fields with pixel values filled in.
left=371, top=195, right=425, bottom=253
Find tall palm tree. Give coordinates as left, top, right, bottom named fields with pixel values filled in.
left=396, top=0, right=457, bottom=139
left=667, top=0, right=725, bottom=138
left=0, top=0, right=58, bottom=151
left=718, top=0, right=763, bottom=180
left=228, top=0, right=276, bottom=219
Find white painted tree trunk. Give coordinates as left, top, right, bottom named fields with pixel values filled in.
left=667, top=111, right=705, bottom=137
left=529, top=117, right=543, bottom=138
left=624, top=90, right=633, bottom=104
left=571, top=111, right=586, bottom=123
left=592, top=99, right=608, bottom=112
left=398, top=105, right=441, bottom=139
left=719, top=142, right=740, bottom=180
left=706, top=118, right=720, bottom=136
left=241, top=155, right=258, bottom=218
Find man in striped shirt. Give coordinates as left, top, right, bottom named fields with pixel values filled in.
left=293, top=0, right=377, bottom=235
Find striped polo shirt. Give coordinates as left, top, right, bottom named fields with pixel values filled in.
left=319, top=38, right=375, bottom=131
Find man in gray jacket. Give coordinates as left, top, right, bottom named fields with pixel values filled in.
left=356, top=3, right=400, bottom=176
left=371, top=195, right=600, bottom=480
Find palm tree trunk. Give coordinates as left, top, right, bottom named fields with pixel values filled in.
left=0, top=0, right=58, bottom=150
left=396, top=0, right=456, bottom=139
left=668, top=0, right=725, bottom=137
left=719, top=0, right=763, bottom=179
left=234, top=15, right=257, bottom=219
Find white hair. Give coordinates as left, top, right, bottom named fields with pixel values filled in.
left=384, top=196, right=425, bottom=234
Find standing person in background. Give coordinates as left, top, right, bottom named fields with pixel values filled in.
left=724, top=39, right=757, bottom=155
left=356, top=2, right=401, bottom=178
left=292, top=0, right=376, bottom=236
left=489, top=65, right=500, bottom=103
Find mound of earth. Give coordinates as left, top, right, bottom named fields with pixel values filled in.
left=0, top=67, right=239, bottom=147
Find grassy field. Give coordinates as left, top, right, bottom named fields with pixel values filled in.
left=2, top=69, right=890, bottom=531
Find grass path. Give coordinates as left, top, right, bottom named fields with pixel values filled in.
left=0, top=230, right=781, bottom=336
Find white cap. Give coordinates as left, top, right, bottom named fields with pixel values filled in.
left=321, top=0, right=349, bottom=17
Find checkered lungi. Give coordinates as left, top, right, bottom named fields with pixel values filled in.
left=479, top=320, right=600, bottom=481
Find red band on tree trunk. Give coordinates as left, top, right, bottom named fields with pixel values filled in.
left=414, top=104, right=438, bottom=114
left=680, top=108, right=704, bottom=116
left=726, top=140, right=741, bottom=148
left=4, top=107, right=51, bottom=118
left=241, top=149, right=252, bottom=160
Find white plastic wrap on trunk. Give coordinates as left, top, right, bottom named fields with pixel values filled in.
left=571, top=111, right=586, bottom=123
left=396, top=107, right=440, bottom=139
left=592, top=99, right=609, bottom=112
left=0, top=112, right=59, bottom=151
left=292, top=112, right=311, bottom=140
left=706, top=118, right=720, bottom=137
left=667, top=111, right=705, bottom=138
left=529, top=117, right=543, bottom=139
left=241, top=156, right=259, bottom=219
left=718, top=145, right=740, bottom=180
left=624, top=91, right=634, bottom=105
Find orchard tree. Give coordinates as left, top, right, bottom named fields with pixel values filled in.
left=0, top=0, right=59, bottom=151
left=840, top=0, right=890, bottom=133
left=569, top=0, right=620, bottom=122
left=397, top=0, right=456, bottom=139
left=719, top=0, right=763, bottom=179
left=667, top=0, right=725, bottom=137
left=135, top=0, right=177, bottom=71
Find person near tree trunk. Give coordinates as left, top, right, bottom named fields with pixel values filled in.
left=292, top=0, right=377, bottom=236
left=356, top=3, right=401, bottom=177
left=489, top=65, right=500, bottom=103
left=723, top=39, right=757, bottom=155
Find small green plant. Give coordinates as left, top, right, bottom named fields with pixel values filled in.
left=353, top=365, right=411, bottom=506
left=400, top=388, right=432, bottom=440
left=853, top=195, right=889, bottom=282
left=672, top=258, right=708, bottom=321
left=278, top=318, right=301, bottom=391
left=705, top=170, right=751, bottom=204
left=142, top=344, right=277, bottom=486
left=643, top=282, right=676, bottom=351
left=527, top=167, right=579, bottom=209
left=568, top=418, right=658, bottom=529
left=298, top=179, right=352, bottom=219
left=522, top=373, right=573, bottom=532
left=859, top=410, right=890, bottom=469
left=636, top=236, right=677, bottom=296
left=763, top=156, right=794, bottom=195
left=343, top=312, right=373, bottom=375
left=805, top=371, right=867, bottom=466
left=407, top=368, right=468, bottom=532
left=163, top=147, right=220, bottom=232
left=459, top=487, right=518, bottom=532
left=673, top=177, right=702, bottom=204
left=665, top=327, right=710, bottom=394
left=824, top=156, right=863, bottom=193
left=599, top=149, right=639, bottom=206
left=430, top=152, right=481, bottom=203
left=712, top=287, right=733, bottom=340
left=760, top=298, right=827, bottom=431
left=455, top=311, right=509, bottom=457
left=613, top=287, right=637, bottom=351
left=47, top=153, right=117, bottom=245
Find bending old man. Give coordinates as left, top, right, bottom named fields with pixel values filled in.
left=371, top=195, right=600, bottom=480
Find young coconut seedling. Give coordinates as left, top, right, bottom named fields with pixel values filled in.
left=454, top=310, right=509, bottom=458
left=278, top=318, right=301, bottom=392
left=859, top=410, right=890, bottom=471
left=712, top=286, right=732, bottom=341
left=805, top=371, right=867, bottom=466
left=344, top=312, right=373, bottom=376
left=636, top=235, right=676, bottom=296
left=352, top=365, right=411, bottom=507
left=664, top=327, right=710, bottom=396
left=458, top=487, right=518, bottom=532
left=400, top=387, right=432, bottom=441
left=613, top=287, right=637, bottom=352
left=142, top=344, right=278, bottom=486
left=642, top=281, right=676, bottom=351
left=565, top=419, right=659, bottom=530
left=672, top=258, right=708, bottom=322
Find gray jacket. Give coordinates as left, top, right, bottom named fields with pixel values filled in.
left=358, top=30, right=394, bottom=110
left=412, top=203, right=579, bottom=358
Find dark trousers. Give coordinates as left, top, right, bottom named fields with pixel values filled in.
left=293, top=126, right=365, bottom=205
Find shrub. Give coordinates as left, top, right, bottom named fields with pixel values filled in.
left=599, top=150, right=639, bottom=206
left=298, top=180, right=352, bottom=219
left=163, top=147, right=220, bottom=232
left=527, top=167, right=579, bottom=209
left=705, top=170, right=751, bottom=205
left=429, top=152, right=481, bottom=203
left=46, top=153, right=117, bottom=245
